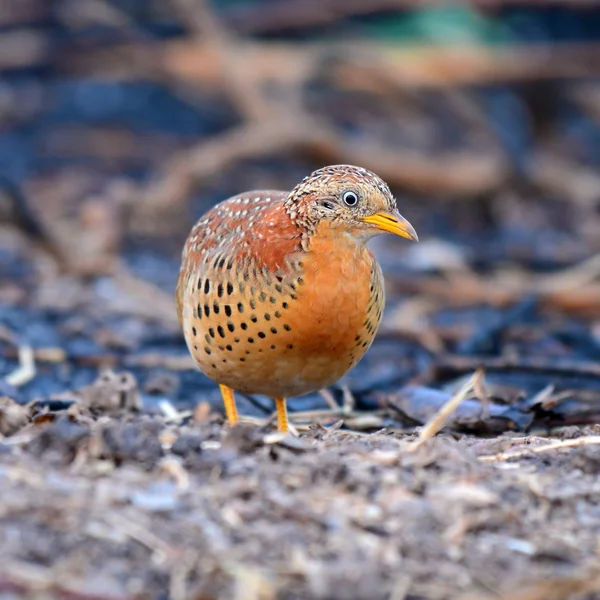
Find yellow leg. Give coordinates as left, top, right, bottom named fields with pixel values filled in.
left=219, top=384, right=238, bottom=426
left=274, top=397, right=289, bottom=433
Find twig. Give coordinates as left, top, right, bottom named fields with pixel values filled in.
left=341, top=385, right=356, bottom=412
left=434, top=355, right=600, bottom=380
left=161, top=39, right=600, bottom=91
left=393, top=273, right=600, bottom=316
left=319, top=388, right=340, bottom=411
left=171, top=0, right=270, bottom=121
left=410, top=370, right=481, bottom=451
left=479, top=436, right=600, bottom=462
left=536, top=252, right=600, bottom=292
left=103, top=512, right=173, bottom=563
left=4, top=345, right=35, bottom=387
left=112, top=260, right=180, bottom=329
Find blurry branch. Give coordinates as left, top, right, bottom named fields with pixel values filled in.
left=392, top=258, right=600, bottom=316
left=60, top=37, right=600, bottom=90
left=529, top=152, right=600, bottom=209
left=0, top=1, right=48, bottom=27
left=0, top=178, right=64, bottom=264
left=0, top=29, right=50, bottom=70
left=171, top=0, right=271, bottom=122
left=161, top=40, right=600, bottom=90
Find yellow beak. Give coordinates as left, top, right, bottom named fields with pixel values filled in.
left=361, top=210, right=418, bottom=241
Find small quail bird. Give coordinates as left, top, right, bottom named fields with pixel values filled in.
left=177, top=165, right=418, bottom=432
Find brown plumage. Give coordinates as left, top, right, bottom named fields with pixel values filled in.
left=176, top=165, right=418, bottom=431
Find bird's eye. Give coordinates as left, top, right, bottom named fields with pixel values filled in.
left=343, top=191, right=358, bottom=207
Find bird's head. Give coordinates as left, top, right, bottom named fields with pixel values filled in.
left=286, top=165, right=418, bottom=244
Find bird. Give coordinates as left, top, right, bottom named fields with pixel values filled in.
left=176, top=165, right=418, bottom=433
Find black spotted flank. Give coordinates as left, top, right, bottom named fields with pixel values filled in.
left=204, top=279, right=210, bottom=294
left=204, top=304, right=210, bottom=317
left=225, top=305, right=232, bottom=317
left=227, top=282, right=234, bottom=295
left=217, top=326, right=225, bottom=338
left=238, top=302, right=245, bottom=313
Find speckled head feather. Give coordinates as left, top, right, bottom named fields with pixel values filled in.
left=289, top=164, right=395, bottom=208
left=283, top=164, right=401, bottom=242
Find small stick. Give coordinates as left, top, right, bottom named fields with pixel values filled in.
left=319, top=388, right=340, bottom=411
left=341, top=384, right=356, bottom=413
left=409, top=370, right=481, bottom=451
left=472, top=368, right=490, bottom=422
left=5, top=345, right=36, bottom=387
left=479, top=435, right=600, bottom=462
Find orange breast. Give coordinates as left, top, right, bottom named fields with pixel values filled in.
left=179, top=204, right=384, bottom=398
left=277, top=230, right=383, bottom=394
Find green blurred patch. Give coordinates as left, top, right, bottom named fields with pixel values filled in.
left=365, top=6, right=513, bottom=47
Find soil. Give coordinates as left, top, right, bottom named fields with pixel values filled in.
left=0, top=386, right=599, bottom=599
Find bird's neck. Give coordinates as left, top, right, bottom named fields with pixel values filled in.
left=307, top=221, right=373, bottom=262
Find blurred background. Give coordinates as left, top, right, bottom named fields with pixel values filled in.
left=3, top=0, right=600, bottom=424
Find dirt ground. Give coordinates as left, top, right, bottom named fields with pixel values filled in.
left=0, top=384, right=599, bottom=600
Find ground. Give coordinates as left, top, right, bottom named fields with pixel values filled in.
left=1, top=380, right=600, bottom=599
